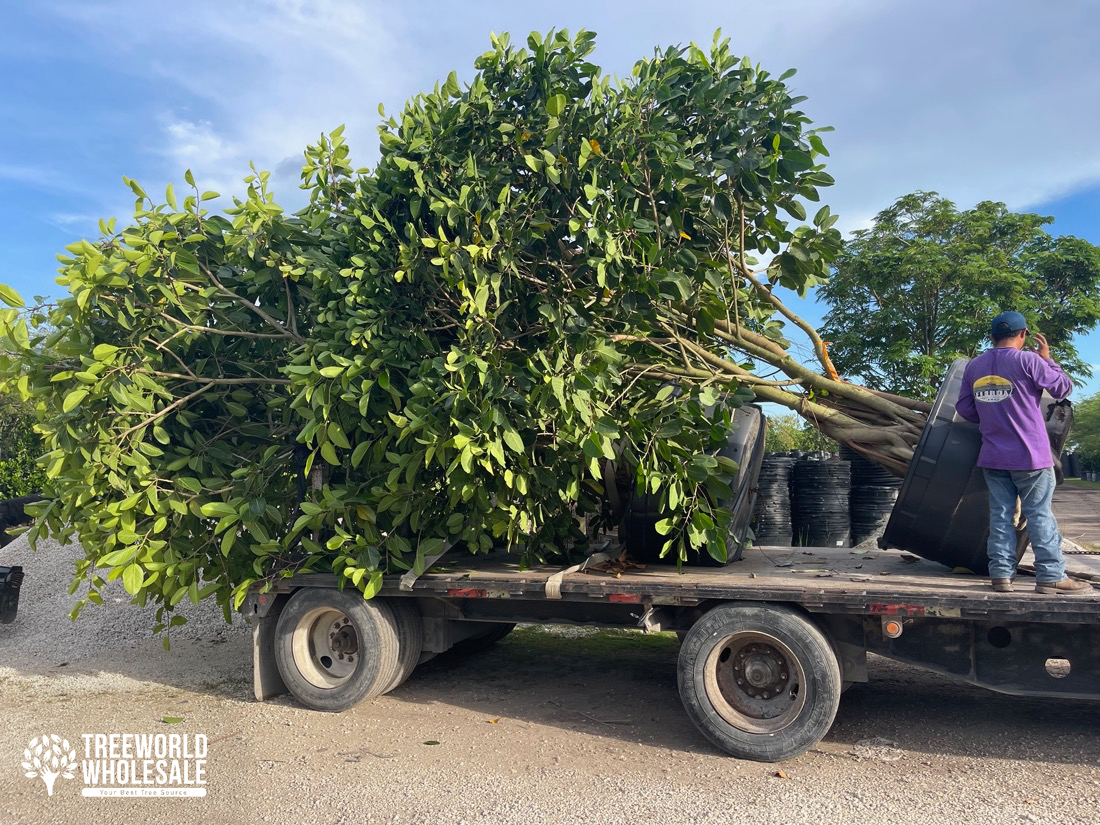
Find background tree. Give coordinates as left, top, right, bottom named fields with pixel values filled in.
left=0, top=394, right=45, bottom=498
left=1070, top=393, right=1100, bottom=470
left=819, top=191, right=1100, bottom=399
left=763, top=412, right=837, bottom=453
left=0, top=31, right=929, bottom=619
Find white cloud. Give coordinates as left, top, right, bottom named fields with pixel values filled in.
left=772, top=0, right=1100, bottom=224
left=52, top=0, right=410, bottom=205
left=162, top=119, right=234, bottom=169
left=39, top=0, right=1100, bottom=228
left=48, top=212, right=104, bottom=229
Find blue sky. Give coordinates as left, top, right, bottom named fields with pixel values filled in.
left=2, top=0, right=1099, bottom=396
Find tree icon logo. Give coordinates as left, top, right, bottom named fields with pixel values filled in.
left=21, top=734, right=78, bottom=796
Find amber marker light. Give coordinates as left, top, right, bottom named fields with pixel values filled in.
left=882, top=619, right=904, bottom=639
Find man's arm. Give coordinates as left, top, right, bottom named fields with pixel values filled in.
left=1026, top=333, right=1073, bottom=399
left=955, top=367, right=979, bottom=422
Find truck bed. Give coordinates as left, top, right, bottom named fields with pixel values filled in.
left=277, top=545, right=1100, bottom=624
left=251, top=543, right=1100, bottom=732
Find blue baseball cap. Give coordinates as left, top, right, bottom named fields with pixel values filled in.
left=991, top=310, right=1028, bottom=337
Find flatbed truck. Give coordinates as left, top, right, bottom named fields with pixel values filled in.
left=245, top=543, right=1100, bottom=762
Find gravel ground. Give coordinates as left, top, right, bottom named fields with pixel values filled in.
left=2, top=533, right=1100, bottom=824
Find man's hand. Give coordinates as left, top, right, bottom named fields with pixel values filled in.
left=1029, top=332, right=1052, bottom=360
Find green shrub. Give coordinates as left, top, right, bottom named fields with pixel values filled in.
left=0, top=395, right=44, bottom=498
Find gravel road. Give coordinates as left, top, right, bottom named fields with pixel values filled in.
left=2, top=536, right=1099, bottom=825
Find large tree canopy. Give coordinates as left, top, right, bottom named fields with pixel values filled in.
left=0, top=31, right=925, bottom=621
left=819, top=191, right=1100, bottom=399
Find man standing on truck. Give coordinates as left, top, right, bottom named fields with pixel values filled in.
left=955, top=310, right=1089, bottom=594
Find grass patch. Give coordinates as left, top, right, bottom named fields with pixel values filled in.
left=1061, top=479, right=1100, bottom=490
left=510, top=625, right=679, bottom=655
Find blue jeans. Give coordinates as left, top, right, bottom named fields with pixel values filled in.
left=982, top=468, right=1065, bottom=583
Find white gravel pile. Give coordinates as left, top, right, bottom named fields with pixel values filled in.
left=0, top=533, right=250, bottom=693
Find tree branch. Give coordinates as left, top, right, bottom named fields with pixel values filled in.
left=199, top=262, right=305, bottom=341
left=157, top=311, right=293, bottom=340
left=149, top=372, right=292, bottom=386
left=117, top=384, right=215, bottom=440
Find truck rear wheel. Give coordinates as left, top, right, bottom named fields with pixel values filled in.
left=381, top=598, right=423, bottom=694
left=274, top=588, right=401, bottom=712
left=678, top=603, right=841, bottom=762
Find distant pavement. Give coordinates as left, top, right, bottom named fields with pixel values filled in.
left=1052, top=483, right=1100, bottom=579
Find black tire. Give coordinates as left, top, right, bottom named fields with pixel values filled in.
left=678, top=603, right=841, bottom=762
left=381, top=598, right=423, bottom=694
left=274, top=588, right=401, bottom=712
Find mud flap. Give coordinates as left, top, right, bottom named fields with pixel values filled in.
left=252, top=601, right=288, bottom=702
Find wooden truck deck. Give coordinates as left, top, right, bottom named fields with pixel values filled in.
left=351, top=545, right=1100, bottom=623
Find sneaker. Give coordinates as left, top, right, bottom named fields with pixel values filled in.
left=991, top=578, right=1013, bottom=592
left=1035, top=578, right=1094, bottom=595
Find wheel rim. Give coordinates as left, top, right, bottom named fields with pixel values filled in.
left=291, top=607, right=361, bottom=689
left=703, top=630, right=808, bottom=734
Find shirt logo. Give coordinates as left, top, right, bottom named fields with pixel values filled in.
left=973, top=375, right=1015, bottom=403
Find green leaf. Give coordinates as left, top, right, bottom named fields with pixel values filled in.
left=62, top=388, right=89, bottom=412
left=178, top=476, right=203, bottom=495
left=362, top=570, right=383, bottom=599
left=328, top=422, right=351, bottom=449
left=546, top=93, right=567, bottom=117
left=0, top=283, right=24, bottom=308
left=783, top=199, right=807, bottom=221
left=200, top=502, right=237, bottom=517
left=100, top=548, right=135, bottom=567
left=654, top=517, right=675, bottom=536
left=502, top=429, right=524, bottom=453
left=122, top=563, right=144, bottom=595
left=161, top=717, right=185, bottom=725
left=92, top=344, right=119, bottom=360
left=351, top=441, right=370, bottom=468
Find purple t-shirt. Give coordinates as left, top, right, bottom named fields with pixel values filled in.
left=954, top=347, right=1072, bottom=470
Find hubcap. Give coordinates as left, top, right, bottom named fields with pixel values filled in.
left=704, top=631, right=808, bottom=734
left=291, top=607, right=361, bottom=689
left=733, top=642, right=790, bottom=699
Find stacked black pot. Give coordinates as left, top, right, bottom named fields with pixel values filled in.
left=791, top=458, right=851, bottom=547
left=751, top=455, right=797, bottom=545
left=840, top=445, right=902, bottom=545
